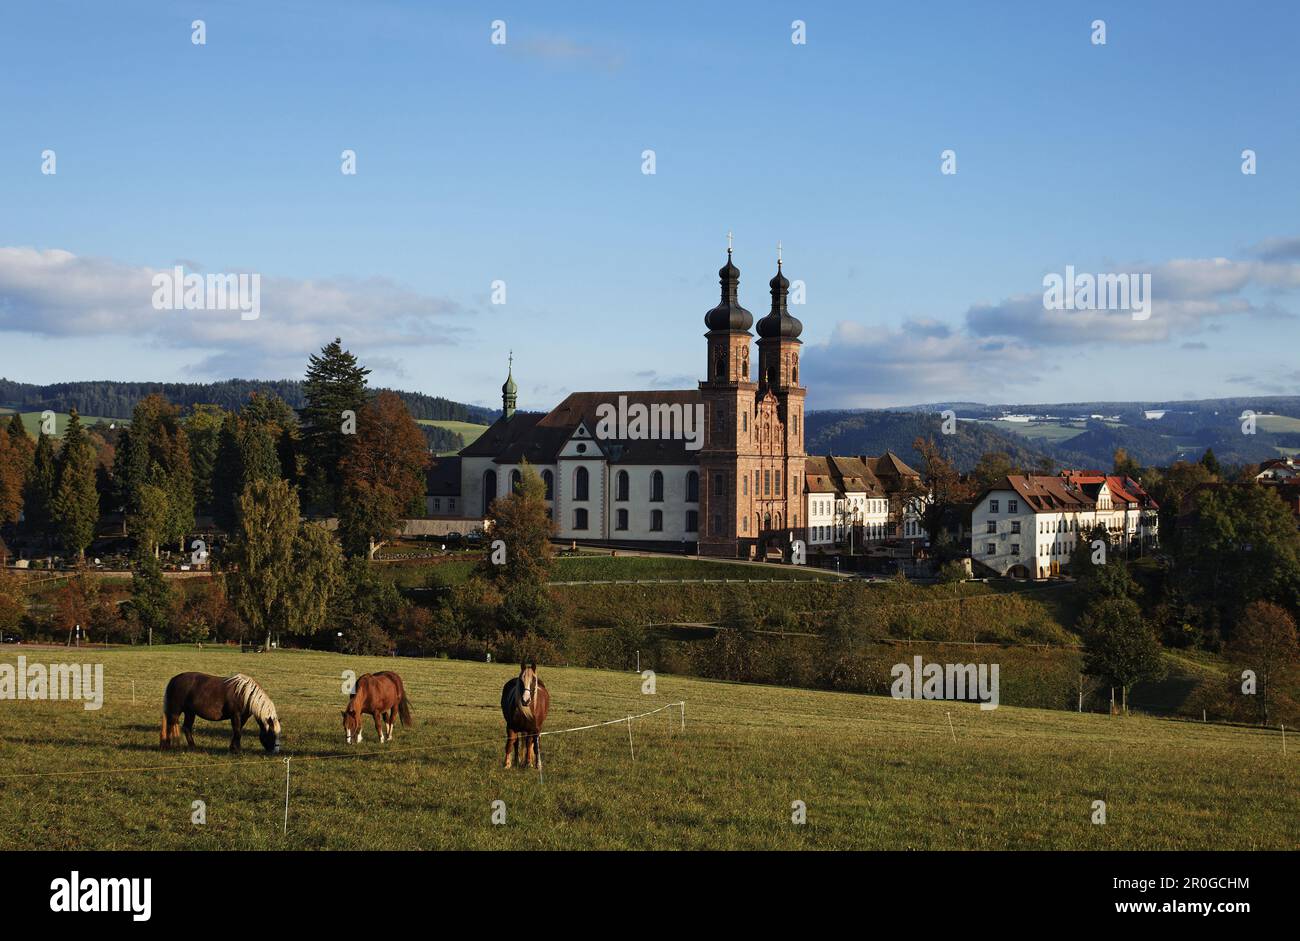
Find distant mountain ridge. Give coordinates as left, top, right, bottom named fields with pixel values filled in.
left=0, top=378, right=498, bottom=425
left=808, top=394, right=1300, bottom=472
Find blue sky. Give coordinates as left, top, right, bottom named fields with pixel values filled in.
left=3, top=0, right=1300, bottom=412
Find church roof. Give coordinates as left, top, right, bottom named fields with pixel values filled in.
left=461, top=390, right=704, bottom=466
left=425, top=455, right=462, bottom=497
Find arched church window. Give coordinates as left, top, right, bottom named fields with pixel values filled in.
left=574, top=467, right=589, bottom=502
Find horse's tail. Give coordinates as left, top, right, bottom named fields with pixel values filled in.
left=397, top=678, right=412, bottom=727
left=160, top=675, right=177, bottom=748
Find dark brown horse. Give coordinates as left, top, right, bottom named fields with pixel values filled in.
left=161, top=673, right=281, bottom=753
left=501, top=661, right=549, bottom=769
left=342, top=671, right=412, bottom=744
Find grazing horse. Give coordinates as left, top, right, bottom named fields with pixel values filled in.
left=501, top=661, right=549, bottom=769
left=342, top=671, right=412, bottom=743
left=161, top=672, right=281, bottom=753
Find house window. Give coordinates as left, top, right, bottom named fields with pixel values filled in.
left=448, top=499, right=456, bottom=512
left=712, top=514, right=722, bottom=536
left=1011, top=543, right=1020, bottom=556
left=742, top=475, right=748, bottom=496
left=573, top=508, right=588, bottom=530
left=616, top=508, right=628, bottom=531
left=651, top=510, right=663, bottom=532
left=1008, top=500, right=1018, bottom=513
left=987, top=521, right=996, bottom=534
left=482, top=470, right=497, bottom=516
left=986, top=543, right=996, bottom=555
left=775, top=470, right=782, bottom=495
left=686, top=471, right=699, bottom=502
left=510, top=469, right=522, bottom=493
left=989, top=499, right=999, bottom=514
left=1011, top=521, right=1021, bottom=534
left=574, top=467, right=589, bottom=502
left=433, top=498, right=441, bottom=512
left=650, top=470, right=664, bottom=502
left=615, top=470, right=629, bottom=502
left=764, top=470, right=771, bottom=496
left=714, top=473, right=725, bottom=497
left=541, top=470, right=554, bottom=501
left=686, top=510, right=698, bottom=532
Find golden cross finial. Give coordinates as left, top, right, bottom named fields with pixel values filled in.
left=727, top=230, right=733, bottom=254
left=777, top=240, right=783, bottom=267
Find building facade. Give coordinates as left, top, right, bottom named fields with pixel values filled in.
left=971, top=472, right=1159, bottom=579
left=429, top=248, right=934, bottom=560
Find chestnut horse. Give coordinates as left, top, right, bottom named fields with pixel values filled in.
left=161, top=672, right=281, bottom=753
left=501, top=661, right=549, bottom=769
left=342, top=671, right=412, bottom=743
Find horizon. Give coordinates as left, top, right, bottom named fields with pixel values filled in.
left=4, top=1, right=1300, bottom=412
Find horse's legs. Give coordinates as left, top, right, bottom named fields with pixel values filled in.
left=230, top=713, right=245, bottom=752
left=372, top=710, right=384, bottom=743
left=504, top=729, right=516, bottom=768
left=385, top=709, right=395, bottom=740
left=182, top=712, right=196, bottom=748
left=533, top=734, right=542, bottom=770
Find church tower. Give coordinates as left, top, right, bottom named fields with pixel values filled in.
left=752, top=247, right=806, bottom=552
left=698, top=241, right=758, bottom=557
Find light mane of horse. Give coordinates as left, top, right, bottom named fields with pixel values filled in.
left=224, top=674, right=279, bottom=729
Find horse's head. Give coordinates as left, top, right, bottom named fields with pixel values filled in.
left=259, top=716, right=281, bottom=753
left=519, top=661, right=539, bottom=707
left=342, top=704, right=361, bottom=743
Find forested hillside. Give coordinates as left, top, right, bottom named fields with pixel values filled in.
left=0, top=378, right=496, bottom=425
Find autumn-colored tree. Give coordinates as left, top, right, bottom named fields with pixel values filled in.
left=912, top=436, right=974, bottom=543
left=0, top=571, right=24, bottom=636
left=54, top=575, right=97, bottom=638
left=338, top=391, right=429, bottom=558
left=1227, top=600, right=1300, bottom=724
left=0, top=428, right=25, bottom=526
left=1113, top=447, right=1141, bottom=478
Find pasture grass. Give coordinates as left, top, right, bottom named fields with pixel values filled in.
left=0, top=646, right=1293, bottom=850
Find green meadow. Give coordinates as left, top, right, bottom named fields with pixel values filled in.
left=0, top=646, right=1293, bottom=850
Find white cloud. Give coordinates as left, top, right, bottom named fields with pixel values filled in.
left=0, top=246, right=472, bottom=377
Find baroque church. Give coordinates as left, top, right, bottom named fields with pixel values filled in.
left=431, top=246, right=807, bottom=559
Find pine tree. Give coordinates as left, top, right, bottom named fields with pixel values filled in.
left=51, top=410, right=101, bottom=561
left=302, top=338, right=370, bottom=511
left=185, top=404, right=226, bottom=515
left=24, top=431, right=57, bottom=540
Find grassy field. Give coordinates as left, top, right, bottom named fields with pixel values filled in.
left=417, top=418, right=488, bottom=453
left=387, top=551, right=840, bottom=587
left=3, top=410, right=125, bottom=437
left=0, top=646, right=1293, bottom=850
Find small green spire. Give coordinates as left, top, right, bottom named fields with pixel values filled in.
left=501, top=351, right=517, bottom=417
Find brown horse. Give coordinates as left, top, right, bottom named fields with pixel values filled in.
left=342, top=671, right=412, bottom=744
left=161, top=672, right=281, bottom=753
left=501, top=661, right=549, bottom=769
